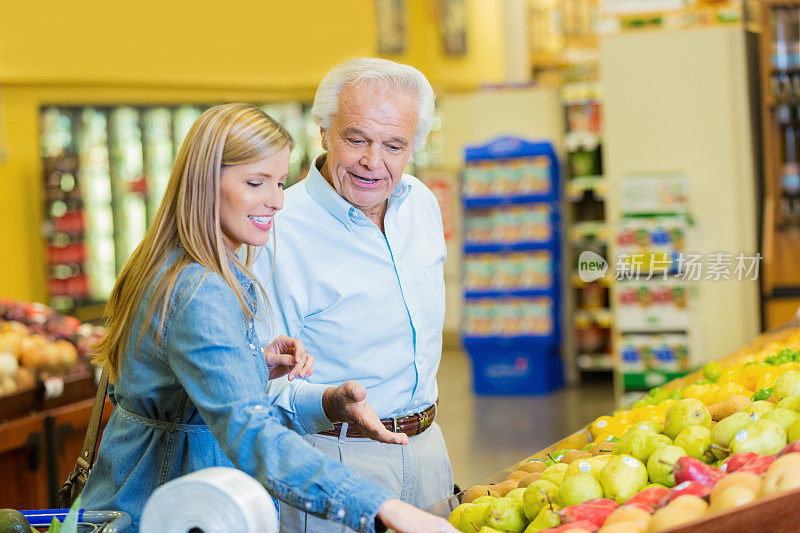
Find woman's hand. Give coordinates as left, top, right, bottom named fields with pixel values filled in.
left=264, top=335, right=314, bottom=381
left=375, top=499, right=457, bottom=533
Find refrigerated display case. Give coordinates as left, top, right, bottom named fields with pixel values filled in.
left=561, top=82, right=614, bottom=380
left=757, top=0, right=800, bottom=328
left=39, top=102, right=319, bottom=318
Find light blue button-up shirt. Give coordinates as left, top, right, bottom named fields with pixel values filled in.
left=254, top=156, right=446, bottom=427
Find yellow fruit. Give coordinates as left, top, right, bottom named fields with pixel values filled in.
left=657, top=399, right=678, bottom=411
left=634, top=407, right=661, bottom=423
left=710, top=472, right=761, bottom=502
left=683, top=384, right=709, bottom=400
left=707, top=485, right=757, bottom=514
left=591, top=416, right=616, bottom=439
left=756, top=372, right=779, bottom=391
left=742, top=364, right=765, bottom=390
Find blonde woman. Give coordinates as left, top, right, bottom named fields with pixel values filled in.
left=80, top=104, right=456, bottom=533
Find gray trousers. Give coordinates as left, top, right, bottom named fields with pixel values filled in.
left=279, top=422, right=453, bottom=533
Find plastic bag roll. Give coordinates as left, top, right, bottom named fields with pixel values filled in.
left=140, top=467, right=278, bottom=533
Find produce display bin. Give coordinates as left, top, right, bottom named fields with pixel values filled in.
left=430, top=320, right=800, bottom=531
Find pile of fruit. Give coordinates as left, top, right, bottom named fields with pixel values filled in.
left=589, top=331, right=800, bottom=443
left=0, top=298, right=105, bottom=395
left=449, top=331, right=800, bottom=532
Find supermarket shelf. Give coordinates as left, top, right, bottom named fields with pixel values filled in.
left=463, top=334, right=558, bottom=346
left=577, top=353, right=615, bottom=372
left=571, top=272, right=612, bottom=287
left=464, top=241, right=555, bottom=254
left=623, top=369, right=688, bottom=391
left=568, top=221, right=608, bottom=244
left=464, top=288, right=554, bottom=299
left=618, top=328, right=689, bottom=335
left=574, top=309, right=613, bottom=328
left=463, top=193, right=557, bottom=208
left=565, top=175, right=606, bottom=200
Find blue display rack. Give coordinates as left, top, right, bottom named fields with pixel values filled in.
left=461, top=136, right=563, bottom=395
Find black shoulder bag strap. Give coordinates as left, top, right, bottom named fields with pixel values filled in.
left=57, top=367, right=109, bottom=508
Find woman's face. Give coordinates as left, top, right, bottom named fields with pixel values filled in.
left=219, top=147, right=290, bottom=253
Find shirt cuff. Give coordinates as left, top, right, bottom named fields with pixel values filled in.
left=333, top=475, right=395, bottom=532
left=292, top=381, right=335, bottom=434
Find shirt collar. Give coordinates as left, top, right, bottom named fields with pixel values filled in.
left=304, top=154, right=412, bottom=229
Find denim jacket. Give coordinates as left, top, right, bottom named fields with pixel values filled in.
left=81, top=251, right=392, bottom=531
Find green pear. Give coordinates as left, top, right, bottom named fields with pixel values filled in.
left=599, top=454, right=648, bottom=504
left=787, top=418, right=800, bottom=442
left=744, top=400, right=774, bottom=420
left=778, top=396, right=800, bottom=412
left=773, top=371, right=800, bottom=402
left=644, top=482, right=669, bottom=490
left=449, top=503, right=469, bottom=528
left=763, top=407, right=800, bottom=429
left=646, top=445, right=687, bottom=487
left=674, top=425, right=712, bottom=461
left=472, top=496, right=497, bottom=504
left=483, top=497, right=527, bottom=533
left=478, top=527, right=504, bottom=533
left=540, top=463, right=569, bottom=487
left=506, top=488, right=526, bottom=503
left=523, top=506, right=561, bottom=533
left=558, top=472, right=603, bottom=507
left=710, top=412, right=751, bottom=458
left=625, top=421, right=664, bottom=435
left=614, top=429, right=669, bottom=463
left=730, top=419, right=788, bottom=456
left=664, top=399, right=712, bottom=439
left=460, top=502, right=490, bottom=532
left=522, top=480, right=559, bottom=520
left=564, top=455, right=612, bottom=482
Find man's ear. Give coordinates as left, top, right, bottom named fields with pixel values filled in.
left=320, top=127, right=328, bottom=151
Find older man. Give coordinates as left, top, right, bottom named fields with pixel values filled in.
left=253, top=58, right=452, bottom=533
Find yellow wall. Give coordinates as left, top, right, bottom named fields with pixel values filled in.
left=0, top=0, right=508, bottom=302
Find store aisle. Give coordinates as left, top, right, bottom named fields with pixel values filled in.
left=436, top=349, right=616, bottom=488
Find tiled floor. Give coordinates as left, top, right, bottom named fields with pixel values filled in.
left=436, top=349, right=617, bottom=488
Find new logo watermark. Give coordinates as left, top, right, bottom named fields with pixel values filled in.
left=578, top=251, right=609, bottom=282
left=576, top=250, right=762, bottom=282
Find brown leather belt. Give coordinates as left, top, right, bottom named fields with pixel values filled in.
left=319, top=403, right=436, bottom=439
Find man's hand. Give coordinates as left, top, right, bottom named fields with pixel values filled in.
left=376, top=499, right=457, bottom=533
left=322, top=381, right=409, bottom=445
left=264, top=335, right=314, bottom=381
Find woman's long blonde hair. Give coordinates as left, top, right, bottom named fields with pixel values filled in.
left=93, top=103, right=293, bottom=382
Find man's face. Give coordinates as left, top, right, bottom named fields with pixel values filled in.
left=320, top=82, right=418, bottom=215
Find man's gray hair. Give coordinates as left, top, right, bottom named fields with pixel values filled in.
left=311, top=57, right=436, bottom=153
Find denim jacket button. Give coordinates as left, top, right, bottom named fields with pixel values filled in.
left=304, top=502, right=312, bottom=510
left=337, top=508, right=346, bottom=519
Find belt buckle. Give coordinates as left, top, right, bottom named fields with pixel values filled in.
left=418, top=409, right=430, bottom=432
left=392, top=416, right=399, bottom=433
